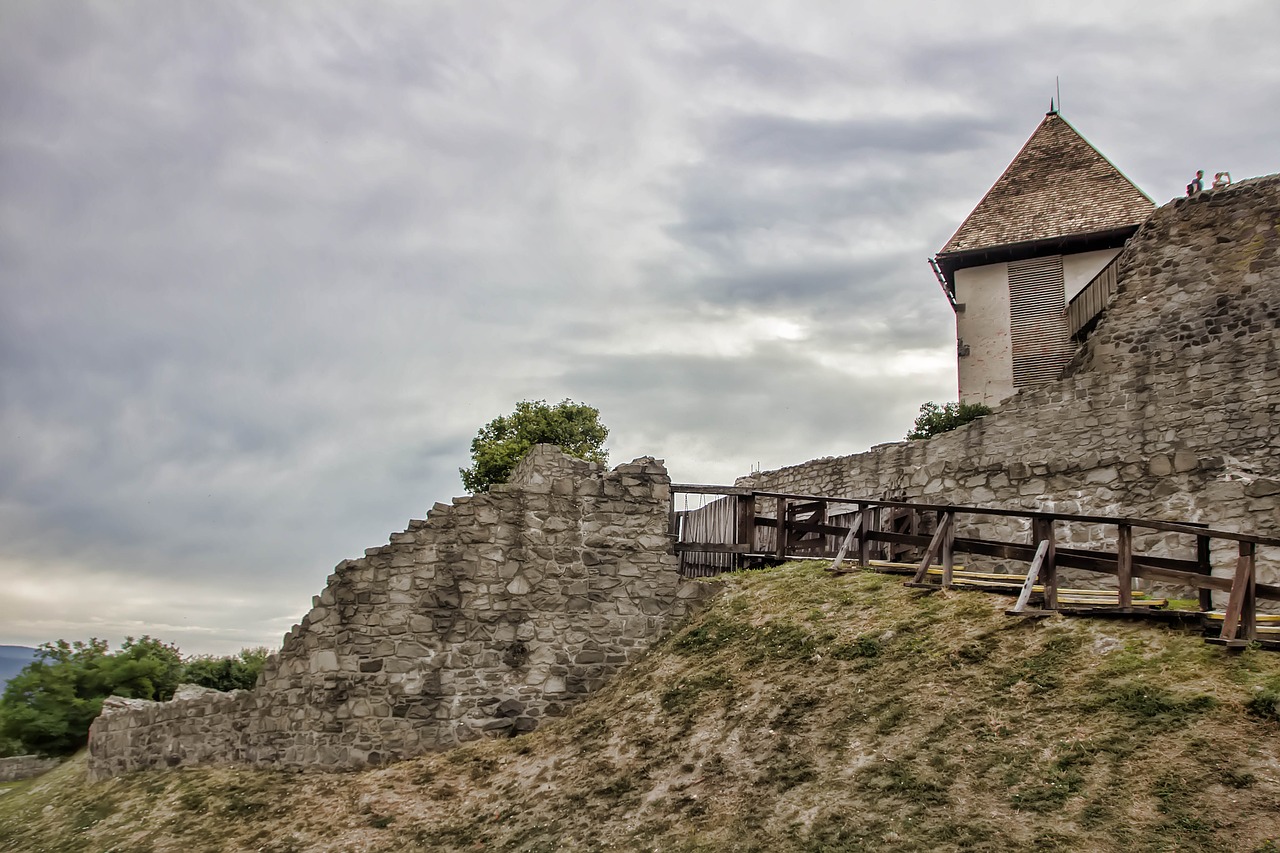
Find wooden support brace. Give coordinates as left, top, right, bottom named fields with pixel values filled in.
left=910, top=512, right=954, bottom=585
left=829, top=511, right=864, bottom=572
left=1220, top=542, right=1257, bottom=642
left=1010, top=539, right=1052, bottom=613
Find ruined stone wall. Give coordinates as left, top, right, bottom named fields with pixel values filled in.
left=88, top=448, right=709, bottom=779
left=741, top=175, right=1280, bottom=585
left=0, top=755, right=60, bottom=782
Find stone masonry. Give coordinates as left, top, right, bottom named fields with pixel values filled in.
left=739, top=175, right=1280, bottom=589
left=0, top=755, right=60, bottom=783
left=88, top=448, right=711, bottom=779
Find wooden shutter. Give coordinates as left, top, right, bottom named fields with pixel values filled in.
left=1008, top=256, right=1072, bottom=388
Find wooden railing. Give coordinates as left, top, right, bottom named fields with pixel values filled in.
left=1066, top=253, right=1121, bottom=341
left=671, top=486, right=1280, bottom=649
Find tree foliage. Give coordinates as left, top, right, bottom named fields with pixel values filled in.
left=181, top=647, right=270, bottom=693
left=0, top=637, right=181, bottom=757
left=906, top=400, right=992, bottom=440
left=460, top=399, right=609, bottom=493
left=0, top=638, right=269, bottom=757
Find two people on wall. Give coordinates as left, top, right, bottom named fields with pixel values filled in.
left=1187, top=170, right=1232, bottom=196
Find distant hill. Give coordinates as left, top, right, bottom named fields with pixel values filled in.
left=0, top=645, right=38, bottom=691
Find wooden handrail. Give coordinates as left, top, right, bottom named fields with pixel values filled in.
left=670, top=485, right=1279, bottom=647
left=1066, top=253, right=1121, bottom=340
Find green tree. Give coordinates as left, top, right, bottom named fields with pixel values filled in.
left=0, top=637, right=181, bottom=757
left=906, top=400, right=992, bottom=440
left=181, top=647, right=269, bottom=692
left=460, top=399, right=609, bottom=493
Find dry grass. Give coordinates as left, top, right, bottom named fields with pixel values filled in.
left=3, top=561, right=1280, bottom=852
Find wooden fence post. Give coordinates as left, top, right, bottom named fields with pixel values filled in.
left=860, top=505, right=874, bottom=567
left=775, top=497, right=789, bottom=561
left=1117, top=524, right=1133, bottom=610
left=1196, top=535, right=1214, bottom=612
left=1035, top=517, right=1058, bottom=610
left=941, top=510, right=956, bottom=589
left=736, top=494, right=756, bottom=570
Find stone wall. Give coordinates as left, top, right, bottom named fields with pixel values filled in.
left=740, top=175, right=1280, bottom=586
left=88, top=448, right=710, bottom=779
left=0, top=755, right=60, bottom=783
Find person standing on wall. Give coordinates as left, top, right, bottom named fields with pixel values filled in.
left=1187, top=170, right=1204, bottom=196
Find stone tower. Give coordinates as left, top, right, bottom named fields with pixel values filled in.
left=931, top=110, right=1154, bottom=407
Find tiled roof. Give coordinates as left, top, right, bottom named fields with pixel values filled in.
left=938, top=112, right=1154, bottom=256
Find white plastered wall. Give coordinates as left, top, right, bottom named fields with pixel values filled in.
left=955, top=262, right=1014, bottom=407
left=955, top=249, right=1121, bottom=408
left=1063, top=248, right=1122, bottom=302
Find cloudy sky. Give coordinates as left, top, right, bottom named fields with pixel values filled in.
left=2, top=1, right=1277, bottom=655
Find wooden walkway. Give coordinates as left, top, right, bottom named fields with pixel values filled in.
left=670, top=486, right=1280, bottom=650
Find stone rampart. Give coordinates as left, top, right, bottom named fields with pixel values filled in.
left=740, top=175, right=1280, bottom=586
left=88, top=448, right=710, bottom=779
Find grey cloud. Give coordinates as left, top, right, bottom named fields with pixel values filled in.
left=1, top=0, right=1276, bottom=653
left=707, top=113, right=1001, bottom=168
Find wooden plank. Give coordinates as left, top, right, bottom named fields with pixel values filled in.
left=829, top=511, right=863, bottom=572
left=1011, top=540, right=1051, bottom=613
left=951, top=537, right=1203, bottom=576
left=1220, top=542, right=1255, bottom=641
left=748, top=491, right=1280, bottom=546
left=673, top=543, right=751, bottom=554
left=785, top=521, right=858, bottom=538
left=1117, top=524, right=1133, bottom=610
left=910, top=512, right=953, bottom=584
left=671, top=484, right=753, bottom=495
left=872, top=530, right=935, bottom=549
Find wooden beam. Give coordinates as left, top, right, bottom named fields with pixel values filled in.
left=671, top=484, right=753, bottom=495
left=829, top=511, right=863, bottom=572
left=860, top=506, right=874, bottom=567
left=910, top=512, right=954, bottom=584
left=942, top=510, right=956, bottom=589
left=748, top=491, right=1278, bottom=547
left=1036, top=518, right=1058, bottom=610
left=1220, top=542, right=1256, bottom=642
left=1117, top=524, right=1133, bottom=610
left=1196, top=535, right=1214, bottom=612
left=673, top=543, right=751, bottom=554
left=775, top=497, right=788, bottom=561
left=1011, top=540, right=1051, bottom=613
left=737, top=491, right=752, bottom=550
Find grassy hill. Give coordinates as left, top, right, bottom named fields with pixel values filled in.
left=2, top=562, right=1279, bottom=852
